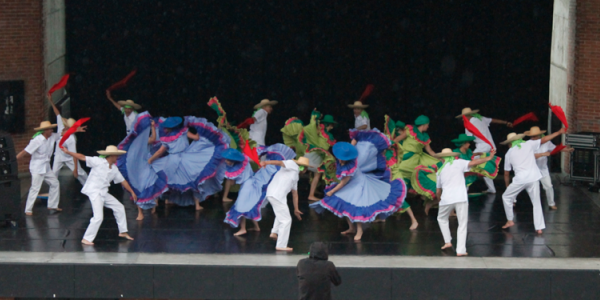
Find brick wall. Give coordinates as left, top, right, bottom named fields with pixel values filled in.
left=0, top=0, right=45, bottom=173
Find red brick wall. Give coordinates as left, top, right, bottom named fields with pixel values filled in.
left=0, top=0, right=45, bottom=173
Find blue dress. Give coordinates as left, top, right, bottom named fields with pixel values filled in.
left=224, top=144, right=295, bottom=227
left=310, top=129, right=407, bottom=222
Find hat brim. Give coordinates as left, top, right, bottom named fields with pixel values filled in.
left=97, top=150, right=127, bottom=156
left=34, top=124, right=58, bottom=131
left=293, top=160, right=313, bottom=168
left=434, top=152, right=461, bottom=158
left=451, top=137, right=476, bottom=144
left=455, top=109, right=480, bottom=119
left=524, top=130, right=546, bottom=137
left=500, top=133, right=526, bottom=145
left=348, top=104, right=369, bottom=109
left=254, top=101, right=278, bottom=109
left=118, top=101, right=142, bottom=110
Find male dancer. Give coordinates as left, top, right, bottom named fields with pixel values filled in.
left=17, top=121, right=63, bottom=215
left=435, top=148, right=497, bottom=256
left=501, top=128, right=566, bottom=234
left=261, top=156, right=310, bottom=251
left=348, top=101, right=370, bottom=130
left=47, top=95, right=88, bottom=185
left=456, top=107, right=513, bottom=194
left=105, top=90, right=141, bottom=135
left=247, top=99, right=278, bottom=146
left=61, top=145, right=136, bottom=245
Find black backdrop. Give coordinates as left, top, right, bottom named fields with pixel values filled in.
left=65, top=0, right=555, bottom=164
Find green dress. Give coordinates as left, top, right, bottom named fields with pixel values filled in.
left=399, top=125, right=440, bottom=191
left=383, top=115, right=411, bottom=212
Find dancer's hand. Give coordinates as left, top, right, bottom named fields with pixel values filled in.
left=150, top=120, right=155, bottom=126
left=326, top=191, right=334, bottom=197
left=147, top=159, right=153, bottom=164
left=73, top=169, right=78, bottom=178
left=76, top=126, right=87, bottom=133
left=260, top=161, right=267, bottom=168
left=506, top=122, right=513, bottom=128
left=488, top=149, right=497, bottom=159
left=131, top=193, right=138, bottom=202
left=294, top=209, right=303, bottom=220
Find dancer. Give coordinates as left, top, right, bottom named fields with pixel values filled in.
left=500, top=128, right=566, bottom=234
left=311, top=135, right=407, bottom=241
left=456, top=107, right=513, bottom=193
left=383, top=116, right=418, bottom=230
left=46, top=95, right=88, bottom=185
left=452, top=133, right=501, bottom=190
left=397, top=115, right=439, bottom=192
left=222, top=144, right=295, bottom=235
left=527, top=126, right=573, bottom=210
left=262, top=156, right=310, bottom=251
left=105, top=90, right=141, bottom=135
left=348, top=101, right=370, bottom=130
left=61, top=145, right=136, bottom=245
left=16, top=121, right=63, bottom=215
left=244, top=99, right=278, bottom=146
left=434, top=148, right=497, bottom=256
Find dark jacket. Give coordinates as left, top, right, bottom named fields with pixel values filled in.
left=297, top=242, right=342, bottom=300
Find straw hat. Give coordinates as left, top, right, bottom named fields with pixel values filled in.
left=97, top=145, right=127, bottom=156
left=455, top=107, right=480, bottom=119
left=434, top=148, right=461, bottom=158
left=34, top=121, right=58, bottom=131
left=61, top=118, right=77, bottom=128
left=294, top=156, right=313, bottom=168
left=348, top=101, right=368, bottom=109
left=500, top=133, right=526, bottom=145
left=524, top=126, right=546, bottom=137
left=117, top=99, right=142, bottom=110
left=254, top=99, right=278, bottom=109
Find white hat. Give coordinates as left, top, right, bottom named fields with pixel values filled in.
left=254, top=99, right=278, bottom=109
left=97, top=145, right=127, bottom=156
left=34, top=121, right=58, bottom=131
left=61, top=118, right=77, bottom=128
left=434, top=148, right=461, bottom=158
left=455, top=107, right=480, bottom=118
left=117, top=99, right=142, bottom=110
left=500, top=133, right=526, bottom=145
left=294, top=156, right=313, bottom=168
left=524, top=126, right=546, bottom=137
left=348, top=101, right=369, bottom=109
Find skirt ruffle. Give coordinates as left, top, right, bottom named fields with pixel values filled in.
left=257, top=143, right=296, bottom=161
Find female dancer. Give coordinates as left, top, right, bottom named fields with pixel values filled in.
left=310, top=130, right=407, bottom=241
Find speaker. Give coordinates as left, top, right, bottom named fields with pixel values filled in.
left=570, top=148, right=599, bottom=183
left=0, top=132, right=17, bottom=180
left=0, top=81, right=26, bottom=134
left=0, top=178, right=20, bottom=222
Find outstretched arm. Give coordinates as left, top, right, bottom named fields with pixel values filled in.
left=325, top=176, right=351, bottom=196
left=61, top=147, right=86, bottom=161
left=534, top=152, right=550, bottom=159
left=47, top=94, right=61, bottom=117
left=260, top=160, right=285, bottom=168
left=148, top=145, right=167, bottom=164
left=491, top=118, right=513, bottom=128
left=105, top=90, right=121, bottom=111
left=541, top=128, right=566, bottom=144
left=468, top=150, right=497, bottom=168
left=120, top=180, right=138, bottom=202
left=16, top=150, right=29, bottom=160
left=424, top=144, right=437, bottom=157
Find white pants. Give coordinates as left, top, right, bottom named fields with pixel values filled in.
left=25, top=170, right=60, bottom=213
left=473, top=143, right=496, bottom=193
left=83, top=193, right=128, bottom=242
left=437, top=201, right=469, bottom=254
left=539, top=176, right=555, bottom=207
left=53, top=159, right=88, bottom=186
left=268, top=196, right=292, bottom=248
left=502, top=181, right=545, bottom=230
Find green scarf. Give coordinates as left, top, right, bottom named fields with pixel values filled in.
left=121, top=106, right=138, bottom=114
left=360, top=110, right=369, bottom=119
left=511, top=139, right=526, bottom=149
left=31, top=131, right=43, bottom=139
left=298, top=166, right=305, bottom=172
left=99, top=155, right=107, bottom=159
left=437, top=156, right=455, bottom=175
left=470, top=113, right=483, bottom=121
left=252, top=109, right=262, bottom=117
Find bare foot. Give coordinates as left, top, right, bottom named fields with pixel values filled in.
left=119, top=233, right=134, bottom=240
left=441, top=243, right=452, bottom=250
left=549, top=206, right=557, bottom=210
left=409, top=222, right=419, bottom=230
left=457, top=253, right=469, bottom=257
left=81, top=239, right=94, bottom=245
left=353, top=232, right=363, bottom=241
left=308, top=196, right=322, bottom=201
left=276, top=247, right=293, bottom=251
left=195, top=204, right=204, bottom=211
left=234, top=229, right=247, bottom=236
left=222, top=197, right=233, bottom=203
left=136, top=212, right=144, bottom=221
left=151, top=207, right=156, bottom=214
left=502, top=221, right=515, bottom=229
left=49, top=208, right=63, bottom=212
left=341, top=228, right=356, bottom=235
left=270, top=233, right=278, bottom=240
left=536, top=230, right=543, bottom=235
left=25, top=212, right=33, bottom=216
left=165, top=199, right=173, bottom=206
left=248, top=227, right=260, bottom=232
left=424, top=201, right=434, bottom=216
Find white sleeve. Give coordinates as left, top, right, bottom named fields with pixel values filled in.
left=436, top=174, right=442, bottom=189
left=293, top=178, right=298, bottom=191
left=24, top=137, right=42, bottom=154
left=547, top=142, right=556, bottom=152
left=483, top=117, right=492, bottom=126
left=254, top=109, right=267, bottom=123
left=113, top=170, right=125, bottom=184
left=465, top=129, right=473, bottom=137
left=355, top=116, right=368, bottom=128
left=529, top=139, right=542, bottom=151
left=282, top=160, right=299, bottom=171
left=504, top=152, right=512, bottom=171
left=66, top=137, right=77, bottom=153
left=86, top=156, right=101, bottom=168
left=462, top=160, right=471, bottom=172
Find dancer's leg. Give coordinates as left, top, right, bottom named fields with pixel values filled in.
left=222, top=179, right=233, bottom=202
left=308, top=173, right=322, bottom=201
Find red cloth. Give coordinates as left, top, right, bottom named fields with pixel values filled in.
left=549, top=103, right=568, bottom=130
left=463, top=115, right=494, bottom=150
left=512, top=112, right=538, bottom=127
left=107, top=69, right=137, bottom=91
left=243, top=144, right=261, bottom=167
left=236, top=117, right=255, bottom=129
left=550, top=143, right=566, bottom=156
left=358, top=84, right=374, bottom=102
left=59, top=117, right=90, bottom=148
left=48, top=74, right=70, bottom=97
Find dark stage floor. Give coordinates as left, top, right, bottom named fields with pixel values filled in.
left=2, top=173, right=600, bottom=257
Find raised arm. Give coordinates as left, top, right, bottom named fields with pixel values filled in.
left=325, top=176, right=351, bottom=196
left=148, top=120, right=157, bottom=144
left=47, top=94, right=61, bottom=117
left=148, top=145, right=167, bottom=164
left=468, top=150, right=496, bottom=168
left=541, top=128, right=566, bottom=144
left=61, top=147, right=87, bottom=161
left=105, top=90, right=122, bottom=111
left=260, top=160, right=285, bottom=168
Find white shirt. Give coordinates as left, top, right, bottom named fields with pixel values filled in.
left=436, top=159, right=471, bottom=206
left=81, top=156, right=125, bottom=199
left=121, top=107, right=138, bottom=135
left=465, top=116, right=496, bottom=149
left=504, top=139, right=542, bottom=184
left=249, top=108, right=268, bottom=145
left=24, top=133, right=60, bottom=174
left=535, top=141, right=556, bottom=178
left=266, top=160, right=299, bottom=204
left=54, top=115, right=78, bottom=163
left=354, top=114, right=371, bottom=130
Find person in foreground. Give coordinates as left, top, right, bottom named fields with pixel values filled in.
left=62, top=145, right=137, bottom=245
left=501, top=128, right=566, bottom=234
left=262, top=156, right=310, bottom=251
left=434, top=148, right=497, bottom=256
left=297, top=242, right=342, bottom=300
